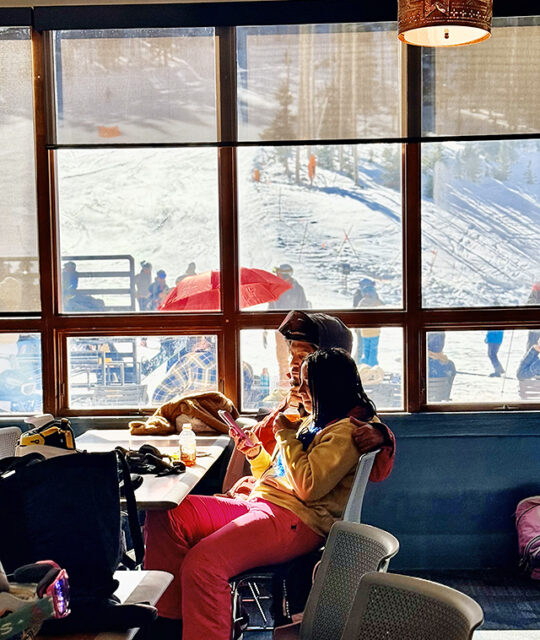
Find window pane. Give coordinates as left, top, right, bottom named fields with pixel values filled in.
left=56, top=148, right=220, bottom=313
left=54, top=28, right=217, bottom=144
left=421, top=140, right=540, bottom=308
left=238, top=144, right=402, bottom=310
left=423, top=17, right=540, bottom=137
left=68, top=335, right=217, bottom=409
left=0, top=333, right=42, bottom=413
left=426, top=329, right=540, bottom=404
left=237, top=23, right=401, bottom=142
left=0, top=28, right=39, bottom=312
left=241, top=327, right=403, bottom=412
left=354, top=326, right=403, bottom=410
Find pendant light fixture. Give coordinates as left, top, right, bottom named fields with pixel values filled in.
left=398, top=0, right=493, bottom=47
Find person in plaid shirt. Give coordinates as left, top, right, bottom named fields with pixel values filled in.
left=151, top=336, right=217, bottom=404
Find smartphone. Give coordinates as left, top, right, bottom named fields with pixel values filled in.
left=218, top=410, right=255, bottom=447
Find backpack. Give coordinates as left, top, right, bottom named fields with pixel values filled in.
left=516, top=496, right=540, bottom=579
left=0, top=451, right=154, bottom=634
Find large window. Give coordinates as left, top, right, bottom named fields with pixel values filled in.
left=0, top=8, right=538, bottom=416
left=0, top=28, right=39, bottom=313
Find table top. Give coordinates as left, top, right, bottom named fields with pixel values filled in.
left=76, top=429, right=230, bottom=510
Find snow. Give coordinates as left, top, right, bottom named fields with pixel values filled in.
left=1, top=135, right=538, bottom=410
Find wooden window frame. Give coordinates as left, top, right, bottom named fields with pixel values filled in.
left=0, top=13, right=538, bottom=416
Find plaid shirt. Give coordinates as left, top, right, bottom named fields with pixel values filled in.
left=151, top=349, right=217, bottom=404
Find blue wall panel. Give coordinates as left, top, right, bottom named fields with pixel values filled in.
left=363, top=413, right=540, bottom=570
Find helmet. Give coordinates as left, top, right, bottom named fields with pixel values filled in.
left=18, top=418, right=75, bottom=457
left=157, top=270, right=166, bottom=279
left=359, top=277, right=375, bottom=289
left=276, top=264, right=293, bottom=275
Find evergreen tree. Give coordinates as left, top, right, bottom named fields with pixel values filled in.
left=458, top=143, right=483, bottom=183
left=492, top=143, right=513, bottom=182
left=422, top=146, right=444, bottom=199
left=525, top=159, right=535, bottom=185
left=381, top=145, right=400, bottom=190
left=261, top=52, right=296, bottom=180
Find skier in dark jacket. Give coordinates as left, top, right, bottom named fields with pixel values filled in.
left=517, top=340, right=540, bottom=380
left=268, top=264, right=309, bottom=310
left=269, top=265, right=310, bottom=388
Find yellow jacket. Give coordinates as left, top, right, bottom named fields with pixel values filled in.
left=249, top=417, right=360, bottom=537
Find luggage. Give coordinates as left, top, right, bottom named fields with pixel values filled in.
left=516, top=496, right=540, bottom=579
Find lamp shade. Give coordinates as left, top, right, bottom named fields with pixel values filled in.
left=398, top=0, right=493, bottom=47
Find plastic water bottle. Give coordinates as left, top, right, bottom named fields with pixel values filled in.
left=178, top=424, right=196, bottom=467
left=260, top=368, right=270, bottom=395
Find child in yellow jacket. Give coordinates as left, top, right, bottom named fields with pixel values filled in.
left=144, top=348, right=392, bottom=640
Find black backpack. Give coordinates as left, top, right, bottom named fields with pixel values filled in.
left=0, top=450, right=156, bottom=634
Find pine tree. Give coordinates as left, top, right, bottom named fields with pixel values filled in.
left=261, top=52, right=296, bottom=179
left=492, top=143, right=513, bottom=182
left=525, top=159, right=535, bottom=185
left=459, top=143, right=483, bottom=183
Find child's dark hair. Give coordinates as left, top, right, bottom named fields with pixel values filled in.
left=305, top=347, right=376, bottom=430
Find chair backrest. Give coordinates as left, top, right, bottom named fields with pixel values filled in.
left=342, top=449, right=379, bottom=524
left=299, top=521, right=399, bottom=640
left=342, top=572, right=484, bottom=640
left=0, top=426, right=22, bottom=460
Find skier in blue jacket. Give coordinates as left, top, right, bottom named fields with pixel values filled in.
left=485, top=330, right=504, bottom=377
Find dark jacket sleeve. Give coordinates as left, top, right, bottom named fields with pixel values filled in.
left=369, top=420, right=396, bottom=482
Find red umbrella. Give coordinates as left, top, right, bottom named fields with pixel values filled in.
left=158, top=268, right=293, bottom=311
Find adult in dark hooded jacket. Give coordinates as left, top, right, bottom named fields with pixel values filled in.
left=223, top=310, right=395, bottom=495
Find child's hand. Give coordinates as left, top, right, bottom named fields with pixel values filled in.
left=229, top=428, right=262, bottom=459
left=274, top=412, right=301, bottom=434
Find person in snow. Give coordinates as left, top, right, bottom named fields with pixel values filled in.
left=427, top=332, right=456, bottom=401
left=354, top=278, right=383, bottom=367
left=148, top=269, right=169, bottom=310
left=175, top=262, right=197, bottom=285
left=525, top=283, right=540, bottom=352
left=517, top=338, right=540, bottom=380
left=485, top=330, right=504, bottom=377
left=269, top=264, right=310, bottom=389
left=134, top=261, right=152, bottom=310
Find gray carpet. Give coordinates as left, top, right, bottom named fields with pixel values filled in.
left=406, top=569, right=540, bottom=630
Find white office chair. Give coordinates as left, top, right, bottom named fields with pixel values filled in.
left=343, top=449, right=379, bottom=523
left=341, top=572, right=484, bottom=640
left=273, top=521, right=400, bottom=640
left=0, top=426, right=22, bottom=460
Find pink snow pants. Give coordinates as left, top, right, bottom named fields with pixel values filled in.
left=144, top=495, right=323, bottom=640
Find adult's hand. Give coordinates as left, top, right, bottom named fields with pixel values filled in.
left=229, top=428, right=262, bottom=459
left=352, top=423, right=385, bottom=453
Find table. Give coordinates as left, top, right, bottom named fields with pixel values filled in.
left=37, top=570, right=173, bottom=640
left=76, top=430, right=230, bottom=510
